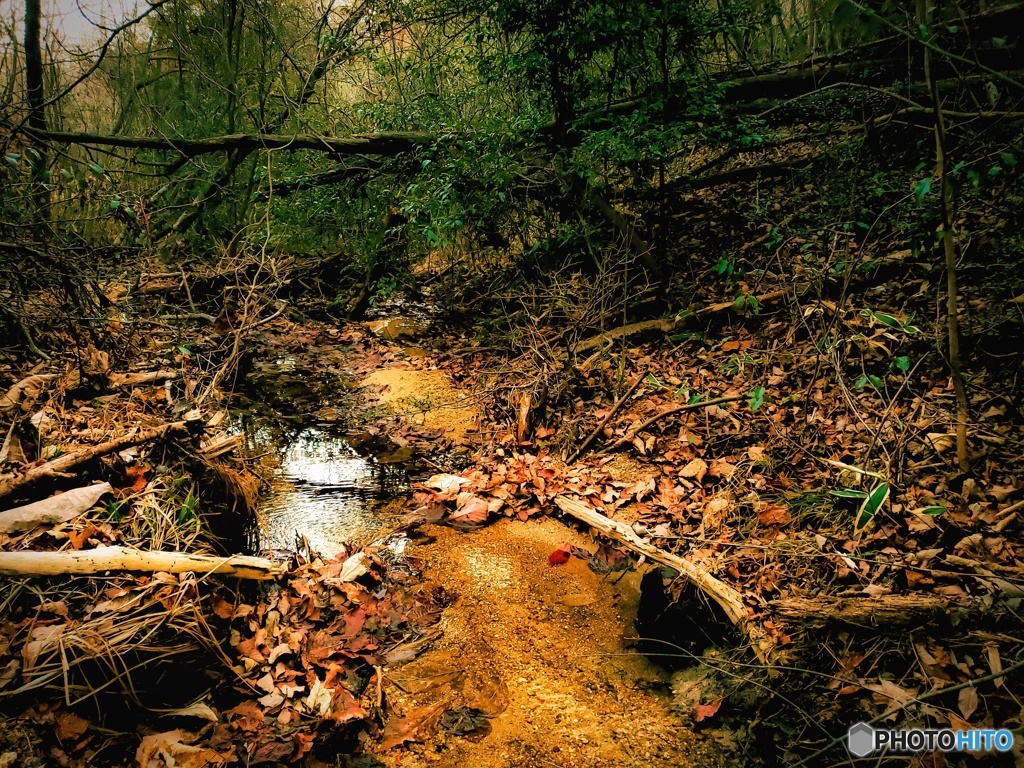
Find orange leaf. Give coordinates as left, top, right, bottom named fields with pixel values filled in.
left=124, top=465, right=148, bottom=493
left=67, top=525, right=99, bottom=550
left=756, top=503, right=790, bottom=527
left=693, top=699, right=723, bottom=722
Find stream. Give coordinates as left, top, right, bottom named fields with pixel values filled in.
left=231, top=316, right=724, bottom=767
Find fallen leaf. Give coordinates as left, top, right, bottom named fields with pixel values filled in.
left=124, top=465, right=149, bottom=493
left=548, top=543, right=572, bottom=566
left=55, top=711, right=89, bottom=741
left=292, top=732, right=315, bottom=763
left=958, top=686, right=978, bottom=721
left=0, top=483, right=112, bottom=534
left=756, top=503, right=790, bottom=527
left=693, top=699, right=723, bottom=723
left=379, top=704, right=445, bottom=750
left=679, top=458, right=708, bottom=482
left=135, top=730, right=227, bottom=768
left=451, top=493, right=489, bottom=525
left=250, top=740, right=294, bottom=764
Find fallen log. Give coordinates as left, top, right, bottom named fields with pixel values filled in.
left=0, top=420, right=195, bottom=500
left=576, top=319, right=677, bottom=353
left=598, top=394, right=745, bottom=454
left=0, top=545, right=286, bottom=580
left=773, top=593, right=1022, bottom=630
left=108, top=370, right=177, bottom=388
left=0, top=482, right=111, bottom=533
left=554, top=495, right=771, bottom=660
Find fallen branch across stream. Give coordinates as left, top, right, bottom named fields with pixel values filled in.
left=554, top=495, right=771, bottom=661
left=0, top=421, right=196, bottom=500
left=0, top=545, right=286, bottom=580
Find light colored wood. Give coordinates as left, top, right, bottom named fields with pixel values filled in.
left=576, top=319, right=676, bottom=353
left=0, top=482, right=111, bottom=533
left=0, top=545, right=286, bottom=580
left=554, top=495, right=747, bottom=625
left=555, top=496, right=773, bottom=662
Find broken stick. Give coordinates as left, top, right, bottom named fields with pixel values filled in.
left=598, top=394, right=744, bottom=454
left=0, top=421, right=196, bottom=500
left=567, top=370, right=649, bottom=464
left=0, top=545, right=286, bottom=580
left=554, top=495, right=771, bottom=661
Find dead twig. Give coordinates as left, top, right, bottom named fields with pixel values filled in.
left=567, top=370, right=649, bottom=464
left=598, top=395, right=745, bottom=454
left=0, top=420, right=195, bottom=499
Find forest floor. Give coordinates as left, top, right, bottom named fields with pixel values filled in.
left=1, top=250, right=1023, bottom=768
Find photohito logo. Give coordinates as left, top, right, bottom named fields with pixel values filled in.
left=847, top=722, right=1014, bottom=756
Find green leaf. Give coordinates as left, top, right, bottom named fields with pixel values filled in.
left=88, top=163, right=105, bottom=176
left=913, top=177, right=932, bottom=201
left=893, top=356, right=910, bottom=373
left=109, top=199, right=121, bottom=210
left=868, top=374, right=884, bottom=390
left=59, top=168, right=73, bottom=181
left=854, top=483, right=890, bottom=536
left=918, top=506, right=946, bottom=516
left=644, top=373, right=663, bottom=389
left=748, top=385, right=765, bottom=412
left=854, top=374, right=868, bottom=391
left=830, top=488, right=870, bottom=499
left=999, top=152, right=1017, bottom=168
left=5, top=153, right=21, bottom=167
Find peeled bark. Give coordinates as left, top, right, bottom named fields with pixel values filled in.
left=0, top=545, right=285, bottom=580
left=0, top=482, right=111, bottom=533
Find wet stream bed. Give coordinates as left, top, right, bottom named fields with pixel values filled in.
left=232, top=318, right=726, bottom=767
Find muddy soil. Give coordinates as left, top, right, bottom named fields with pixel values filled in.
left=375, top=519, right=727, bottom=768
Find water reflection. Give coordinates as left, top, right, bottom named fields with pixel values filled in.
left=249, top=425, right=408, bottom=557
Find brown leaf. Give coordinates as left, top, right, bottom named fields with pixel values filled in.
left=379, top=704, right=445, bottom=750
left=466, top=674, right=510, bottom=717
left=124, top=465, right=149, bottom=493
left=250, top=740, right=294, bottom=765
left=958, top=686, right=978, bottom=721
left=67, top=525, right=99, bottom=551
left=55, top=711, right=89, bottom=742
left=679, top=458, right=708, bottom=483
left=451, top=492, right=489, bottom=525
left=756, top=503, right=790, bottom=527
left=210, top=593, right=235, bottom=620
left=291, top=732, right=315, bottom=763
left=135, top=730, right=228, bottom=768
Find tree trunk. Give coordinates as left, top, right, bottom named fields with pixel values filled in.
left=23, top=0, right=48, bottom=213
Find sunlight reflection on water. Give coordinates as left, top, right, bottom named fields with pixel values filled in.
left=255, top=427, right=407, bottom=558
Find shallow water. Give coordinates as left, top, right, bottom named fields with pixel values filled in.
left=247, top=424, right=409, bottom=557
